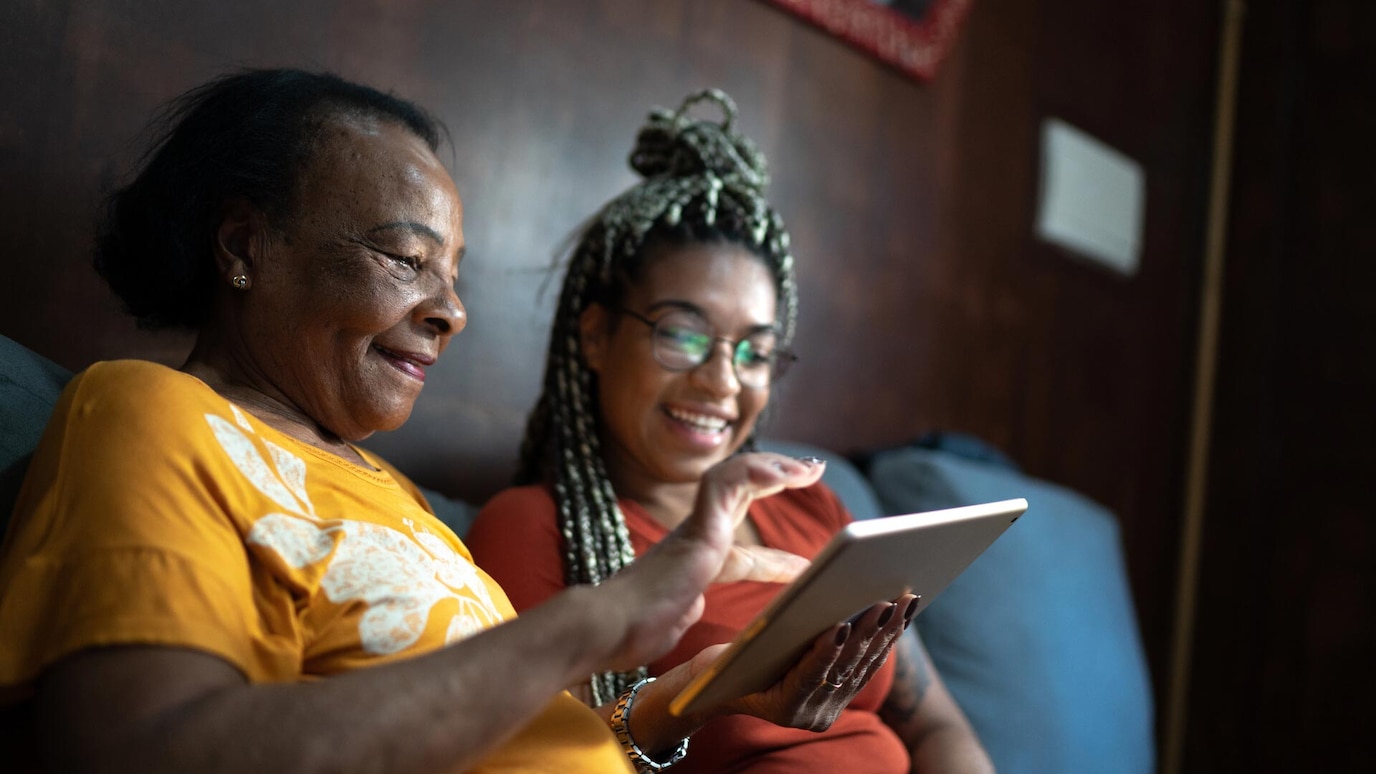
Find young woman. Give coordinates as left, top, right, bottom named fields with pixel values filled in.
left=466, top=90, right=993, bottom=773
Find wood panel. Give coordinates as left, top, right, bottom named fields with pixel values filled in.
left=1183, top=0, right=1376, bottom=769
left=0, top=0, right=1223, bottom=754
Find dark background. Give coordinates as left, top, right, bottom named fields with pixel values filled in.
left=1, top=1, right=1370, bottom=770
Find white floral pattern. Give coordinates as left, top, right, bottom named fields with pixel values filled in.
left=206, top=411, right=501, bottom=655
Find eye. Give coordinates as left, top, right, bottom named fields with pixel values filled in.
left=656, top=323, right=710, bottom=355
left=378, top=250, right=421, bottom=280
left=389, top=253, right=420, bottom=270
left=735, top=340, right=776, bottom=368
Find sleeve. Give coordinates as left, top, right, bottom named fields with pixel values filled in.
left=464, top=486, right=569, bottom=613
left=0, top=366, right=271, bottom=689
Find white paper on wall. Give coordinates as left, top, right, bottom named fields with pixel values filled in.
left=1035, top=118, right=1145, bottom=276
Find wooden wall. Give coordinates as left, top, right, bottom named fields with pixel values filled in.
left=1, top=0, right=1231, bottom=762
left=1182, top=0, right=1376, bottom=770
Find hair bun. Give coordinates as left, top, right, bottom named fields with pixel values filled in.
left=627, top=89, right=768, bottom=193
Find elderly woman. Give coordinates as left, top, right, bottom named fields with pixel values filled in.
left=0, top=70, right=861, bottom=773
left=466, top=90, right=994, bottom=772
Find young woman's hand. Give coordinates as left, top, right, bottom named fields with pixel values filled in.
left=713, top=593, right=920, bottom=730
left=593, top=453, right=825, bottom=673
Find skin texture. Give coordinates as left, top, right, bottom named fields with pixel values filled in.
left=577, top=246, right=995, bottom=772
left=26, top=116, right=833, bottom=773
left=581, top=243, right=777, bottom=531
left=186, top=116, right=467, bottom=460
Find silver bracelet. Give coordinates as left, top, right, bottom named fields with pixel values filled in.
left=608, top=677, right=689, bottom=772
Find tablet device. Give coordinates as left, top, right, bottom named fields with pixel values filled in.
left=668, top=497, right=1028, bottom=717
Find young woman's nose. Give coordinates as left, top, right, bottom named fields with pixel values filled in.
left=690, top=341, right=742, bottom=395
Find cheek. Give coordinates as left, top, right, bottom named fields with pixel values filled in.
left=738, top=388, right=770, bottom=428
left=604, top=359, right=665, bottom=415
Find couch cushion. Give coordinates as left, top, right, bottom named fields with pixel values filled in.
left=867, top=446, right=1155, bottom=774
left=756, top=438, right=883, bottom=522
left=1, top=336, right=73, bottom=535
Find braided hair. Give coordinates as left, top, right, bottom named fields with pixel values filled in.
left=515, top=89, right=799, bottom=704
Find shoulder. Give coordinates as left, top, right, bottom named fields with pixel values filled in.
left=53, top=360, right=228, bottom=452
left=467, top=485, right=558, bottom=546
left=466, top=484, right=568, bottom=608
left=70, top=359, right=206, bottom=406
left=477, top=484, right=556, bottom=520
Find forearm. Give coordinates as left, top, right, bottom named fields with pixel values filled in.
left=880, top=631, right=993, bottom=774
left=905, top=721, right=995, bottom=774
left=40, top=586, right=620, bottom=774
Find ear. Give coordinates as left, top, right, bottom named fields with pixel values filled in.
left=579, top=303, right=611, bottom=373
left=213, top=198, right=268, bottom=281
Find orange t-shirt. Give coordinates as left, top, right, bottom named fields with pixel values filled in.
left=0, top=360, right=630, bottom=773
left=468, top=483, right=908, bottom=774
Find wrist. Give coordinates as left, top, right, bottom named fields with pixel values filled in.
left=609, top=677, right=690, bottom=772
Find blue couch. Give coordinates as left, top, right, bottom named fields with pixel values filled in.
left=1, top=335, right=1155, bottom=772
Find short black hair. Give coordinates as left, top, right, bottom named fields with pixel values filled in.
left=94, top=68, right=447, bottom=329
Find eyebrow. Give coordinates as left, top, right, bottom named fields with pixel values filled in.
left=645, top=300, right=779, bottom=336
left=367, top=221, right=447, bottom=245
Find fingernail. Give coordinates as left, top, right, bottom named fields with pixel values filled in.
left=877, top=602, right=897, bottom=627
left=797, top=455, right=825, bottom=466
left=835, top=622, right=851, bottom=646
left=903, top=597, right=921, bottom=626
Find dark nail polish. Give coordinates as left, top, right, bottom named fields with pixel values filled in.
left=903, top=597, right=921, bottom=626
left=877, top=603, right=897, bottom=627
left=835, top=623, right=851, bottom=646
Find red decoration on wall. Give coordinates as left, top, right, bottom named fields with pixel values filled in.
left=759, top=0, right=972, bottom=82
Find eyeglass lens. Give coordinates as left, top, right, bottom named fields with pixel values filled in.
left=650, top=311, right=780, bottom=387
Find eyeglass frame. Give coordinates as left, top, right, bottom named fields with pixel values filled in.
left=611, top=305, right=798, bottom=388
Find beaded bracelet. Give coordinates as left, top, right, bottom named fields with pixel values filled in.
left=608, top=676, right=689, bottom=772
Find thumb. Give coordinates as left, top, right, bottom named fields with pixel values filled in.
left=716, top=545, right=810, bottom=584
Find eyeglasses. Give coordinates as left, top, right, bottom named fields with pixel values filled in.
left=616, top=307, right=797, bottom=389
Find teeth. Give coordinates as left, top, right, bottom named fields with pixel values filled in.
left=667, top=408, right=729, bottom=433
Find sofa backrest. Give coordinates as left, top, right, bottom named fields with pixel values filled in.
left=866, top=444, right=1157, bottom=774
left=0, top=335, right=73, bottom=538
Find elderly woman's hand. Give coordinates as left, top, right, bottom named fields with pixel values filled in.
left=593, top=453, right=825, bottom=673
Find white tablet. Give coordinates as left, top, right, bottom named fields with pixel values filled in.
left=669, top=497, right=1027, bottom=717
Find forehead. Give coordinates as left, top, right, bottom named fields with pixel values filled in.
left=634, top=243, right=778, bottom=318
left=294, top=115, right=461, bottom=229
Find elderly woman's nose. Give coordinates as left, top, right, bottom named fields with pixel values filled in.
left=421, top=283, right=466, bottom=335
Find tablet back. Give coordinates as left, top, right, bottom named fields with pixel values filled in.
left=670, top=498, right=1027, bottom=716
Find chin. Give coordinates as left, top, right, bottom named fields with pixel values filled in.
left=342, top=402, right=416, bottom=440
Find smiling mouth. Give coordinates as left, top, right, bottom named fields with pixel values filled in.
left=665, top=407, right=732, bottom=434
left=374, top=345, right=428, bottom=382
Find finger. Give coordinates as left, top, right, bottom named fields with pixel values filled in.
left=715, top=545, right=810, bottom=584
left=804, top=621, right=853, bottom=694
left=846, top=595, right=919, bottom=686
left=681, top=454, right=826, bottom=548
left=830, top=601, right=896, bottom=684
